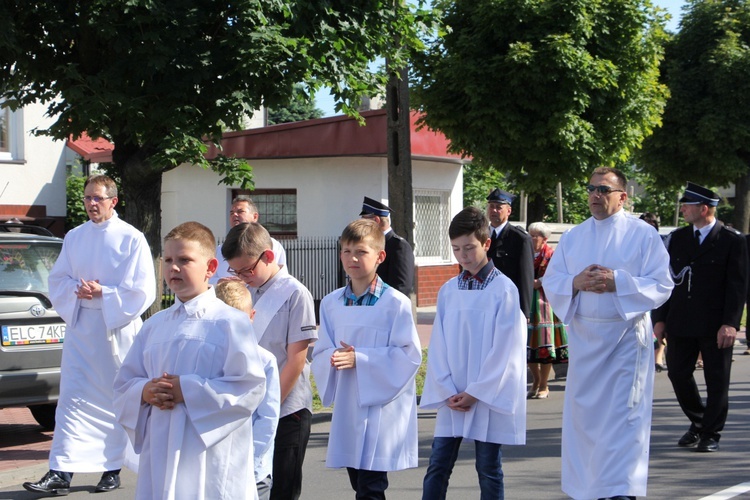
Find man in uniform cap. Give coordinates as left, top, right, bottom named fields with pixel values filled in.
left=359, top=196, right=415, bottom=296
left=653, top=181, right=748, bottom=452
left=486, top=188, right=534, bottom=318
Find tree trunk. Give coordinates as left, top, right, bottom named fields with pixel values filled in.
left=733, top=166, right=750, bottom=234
left=527, top=193, right=547, bottom=228
left=112, top=140, right=163, bottom=316
left=386, top=65, right=414, bottom=247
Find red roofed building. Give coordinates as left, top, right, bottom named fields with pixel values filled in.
left=69, top=109, right=466, bottom=305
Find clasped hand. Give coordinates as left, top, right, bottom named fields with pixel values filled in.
left=330, top=341, right=356, bottom=370
left=573, top=264, right=616, bottom=294
left=75, top=278, right=102, bottom=300
left=447, top=392, right=477, bottom=412
left=142, top=373, right=183, bottom=410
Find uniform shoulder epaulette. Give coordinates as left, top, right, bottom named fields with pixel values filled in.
left=722, top=225, right=742, bottom=236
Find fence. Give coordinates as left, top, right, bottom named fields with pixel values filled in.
left=161, top=236, right=344, bottom=313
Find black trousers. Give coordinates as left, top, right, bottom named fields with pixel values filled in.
left=347, top=468, right=389, bottom=500
left=666, top=335, right=733, bottom=439
left=270, top=409, right=312, bottom=500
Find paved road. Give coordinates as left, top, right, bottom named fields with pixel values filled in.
left=2, top=342, right=750, bottom=499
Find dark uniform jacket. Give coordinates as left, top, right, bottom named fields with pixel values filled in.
left=488, top=223, right=534, bottom=318
left=652, top=222, right=748, bottom=336
left=379, top=230, right=415, bottom=296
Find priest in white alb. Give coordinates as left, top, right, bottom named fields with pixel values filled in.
left=24, top=175, right=156, bottom=496
left=543, top=167, right=673, bottom=500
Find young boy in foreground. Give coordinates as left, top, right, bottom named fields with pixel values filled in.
left=215, top=280, right=280, bottom=500
left=113, top=221, right=266, bottom=500
left=420, top=207, right=527, bottom=500
left=311, top=218, right=422, bottom=499
left=222, top=222, right=317, bottom=500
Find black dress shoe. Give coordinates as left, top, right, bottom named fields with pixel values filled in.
left=696, top=436, right=719, bottom=452
left=94, top=472, right=121, bottom=493
left=23, top=470, right=71, bottom=495
left=678, top=430, right=700, bottom=447
left=655, top=362, right=667, bottom=372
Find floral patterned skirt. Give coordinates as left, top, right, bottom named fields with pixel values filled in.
left=527, top=287, right=569, bottom=364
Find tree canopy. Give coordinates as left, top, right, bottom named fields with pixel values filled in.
left=0, top=0, right=433, bottom=312
left=411, top=0, right=669, bottom=223
left=268, top=83, right=324, bottom=125
left=638, top=0, right=750, bottom=231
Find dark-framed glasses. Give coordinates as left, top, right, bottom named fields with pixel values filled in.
left=586, top=184, right=624, bottom=195
left=83, top=195, right=113, bottom=203
left=227, top=255, right=263, bottom=277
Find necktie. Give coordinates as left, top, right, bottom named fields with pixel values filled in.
left=694, top=229, right=701, bottom=245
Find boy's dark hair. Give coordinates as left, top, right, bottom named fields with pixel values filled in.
left=221, top=222, right=272, bottom=261
left=340, top=219, right=385, bottom=252
left=449, top=207, right=490, bottom=242
left=165, top=221, right=216, bottom=259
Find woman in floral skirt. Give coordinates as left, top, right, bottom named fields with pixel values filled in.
left=527, top=222, right=568, bottom=399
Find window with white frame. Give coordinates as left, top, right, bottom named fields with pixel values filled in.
left=0, top=103, right=23, bottom=162
left=414, top=189, right=451, bottom=262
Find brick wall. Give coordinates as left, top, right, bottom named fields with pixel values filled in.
left=415, top=263, right=459, bottom=307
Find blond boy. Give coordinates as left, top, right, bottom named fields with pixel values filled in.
left=215, top=281, right=280, bottom=500
left=311, top=219, right=421, bottom=498
left=114, top=222, right=266, bottom=500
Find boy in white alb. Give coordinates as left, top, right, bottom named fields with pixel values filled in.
left=311, top=219, right=421, bottom=498
left=215, top=280, right=281, bottom=500
left=421, top=207, right=527, bottom=500
left=222, top=222, right=317, bottom=500
left=113, top=222, right=266, bottom=500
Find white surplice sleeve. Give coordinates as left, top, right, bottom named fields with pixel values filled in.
left=611, top=229, right=674, bottom=320
left=48, top=235, right=82, bottom=327
left=113, top=321, right=155, bottom=453
left=310, top=294, right=340, bottom=408
left=253, top=348, right=280, bottom=462
left=464, top=282, right=527, bottom=415
left=419, top=284, right=459, bottom=410
left=353, top=292, right=421, bottom=407
left=180, top=316, right=266, bottom=449
left=100, top=227, right=156, bottom=330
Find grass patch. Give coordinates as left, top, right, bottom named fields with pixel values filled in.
left=310, top=347, right=429, bottom=414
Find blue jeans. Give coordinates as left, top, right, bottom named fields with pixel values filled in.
left=422, top=437, right=504, bottom=500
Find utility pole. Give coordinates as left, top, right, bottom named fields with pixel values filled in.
left=386, top=65, right=414, bottom=247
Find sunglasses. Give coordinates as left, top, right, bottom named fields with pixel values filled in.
left=586, top=184, right=625, bottom=195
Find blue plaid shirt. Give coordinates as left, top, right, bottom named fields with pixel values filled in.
left=457, top=261, right=500, bottom=290
left=341, top=275, right=389, bottom=306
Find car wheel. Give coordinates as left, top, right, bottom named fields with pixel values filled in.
left=28, top=404, right=57, bottom=430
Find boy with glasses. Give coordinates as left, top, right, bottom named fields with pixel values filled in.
left=222, top=222, right=317, bottom=500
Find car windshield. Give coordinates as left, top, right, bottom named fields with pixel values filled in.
left=0, top=242, right=61, bottom=294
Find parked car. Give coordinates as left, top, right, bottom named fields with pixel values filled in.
left=0, top=223, right=64, bottom=429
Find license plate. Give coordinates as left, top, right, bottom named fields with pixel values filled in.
left=2, top=324, right=66, bottom=346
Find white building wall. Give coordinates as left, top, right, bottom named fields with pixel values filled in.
left=161, top=156, right=463, bottom=242
left=0, top=101, right=68, bottom=217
